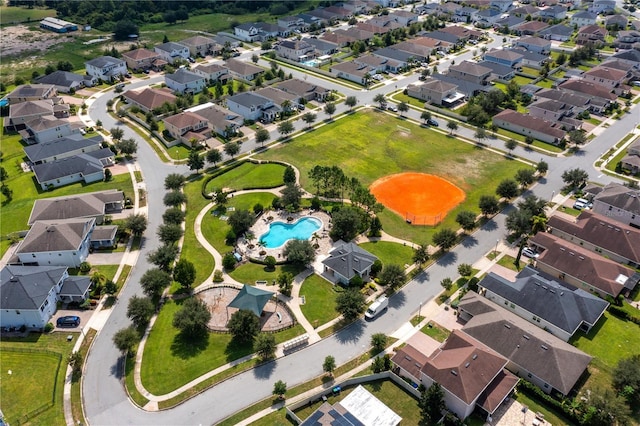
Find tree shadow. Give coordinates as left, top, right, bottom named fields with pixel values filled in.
left=335, top=320, right=364, bottom=344
left=388, top=291, right=406, bottom=309
left=111, top=356, right=124, bottom=379
left=461, top=235, right=478, bottom=248
left=170, top=331, right=210, bottom=360
left=436, top=251, right=457, bottom=266
left=224, top=338, right=252, bottom=362
left=413, top=270, right=429, bottom=284
left=253, top=359, right=276, bottom=380
left=481, top=219, right=498, bottom=232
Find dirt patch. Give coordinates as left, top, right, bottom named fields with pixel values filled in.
left=370, top=172, right=465, bottom=226
left=0, top=24, right=67, bottom=57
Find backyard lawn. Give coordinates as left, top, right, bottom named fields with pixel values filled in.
left=141, top=298, right=305, bottom=395
left=258, top=111, right=529, bottom=243
left=358, top=241, right=414, bottom=268
left=420, top=321, right=451, bottom=342
left=299, top=274, right=341, bottom=328
left=0, top=332, right=77, bottom=426
left=229, top=262, right=306, bottom=285
left=182, top=175, right=215, bottom=286
left=204, top=162, right=285, bottom=193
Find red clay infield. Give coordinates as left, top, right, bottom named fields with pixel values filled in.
left=370, top=173, right=465, bottom=225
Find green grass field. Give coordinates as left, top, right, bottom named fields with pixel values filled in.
left=359, top=241, right=414, bottom=268
left=258, top=111, right=529, bottom=243
left=299, top=274, right=341, bottom=328
left=141, top=298, right=305, bottom=395
left=0, top=332, right=77, bottom=425
left=181, top=175, right=215, bottom=285
left=229, top=262, right=306, bottom=285
left=0, top=5, right=55, bottom=25
left=204, top=162, right=285, bottom=193
left=420, top=321, right=451, bottom=342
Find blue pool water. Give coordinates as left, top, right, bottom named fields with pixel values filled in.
left=302, top=59, right=320, bottom=67
left=260, top=217, right=322, bottom=248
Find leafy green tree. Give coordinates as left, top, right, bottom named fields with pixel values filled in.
left=515, top=168, right=535, bottom=188
left=110, top=127, right=124, bottom=141
left=273, top=380, right=287, bottom=399
left=397, top=101, right=409, bottom=116
left=581, top=387, right=631, bottom=426
left=536, top=160, right=548, bottom=176
left=446, top=120, right=458, bottom=135
left=277, top=120, right=294, bottom=138
left=323, top=355, right=336, bottom=376
left=561, top=168, right=589, bottom=190
left=206, top=149, right=222, bottom=166
left=116, top=138, right=137, bottom=155
left=140, top=268, right=171, bottom=299
left=264, top=256, right=276, bottom=271
left=173, top=297, right=211, bottom=337
left=228, top=309, right=260, bottom=343
left=374, top=93, right=387, bottom=109
left=283, top=239, right=315, bottom=266
left=283, top=165, right=296, bottom=185
left=124, top=213, right=147, bottom=237
left=157, top=223, right=183, bottom=244
left=113, top=20, right=139, bottom=41
left=164, top=173, right=186, bottom=190
left=479, top=195, right=500, bottom=216
left=518, top=195, right=547, bottom=218
left=127, top=296, right=155, bottom=329
left=228, top=209, right=254, bottom=235
left=254, top=333, right=276, bottom=360
left=187, top=149, right=204, bottom=173
left=255, top=128, right=270, bottom=146
left=455, top=210, right=476, bottom=232
left=147, top=244, right=179, bottom=271
left=301, top=112, right=317, bottom=128
left=163, top=190, right=187, bottom=207
left=440, top=277, right=453, bottom=291
left=496, top=179, right=519, bottom=200
left=281, top=183, right=303, bottom=209
left=345, top=96, right=357, bottom=110
left=222, top=252, right=237, bottom=271
left=330, top=206, right=362, bottom=241
left=163, top=207, right=185, bottom=225
left=420, top=110, right=432, bottom=124
left=505, top=138, right=517, bottom=154
left=457, top=263, right=473, bottom=277
left=173, top=259, right=196, bottom=288
left=371, top=333, right=388, bottom=353
left=224, top=141, right=240, bottom=158
left=113, top=327, right=139, bottom=355
left=68, top=351, right=83, bottom=381
left=432, top=228, right=457, bottom=251
left=277, top=272, right=294, bottom=296
left=613, top=354, right=640, bottom=405
left=335, top=288, right=366, bottom=321
left=380, top=264, right=406, bottom=291
left=419, top=383, right=446, bottom=426
left=324, top=102, right=336, bottom=118
left=103, top=279, right=117, bottom=296
left=413, top=244, right=430, bottom=268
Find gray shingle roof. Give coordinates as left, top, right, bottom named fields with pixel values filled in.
left=59, top=276, right=91, bottom=297
left=32, top=148, right=113, bottom=184
left=28, top=190, right=123, bottom=225
left=24, top=134, right=102, bottom=163
left=165, top=69, right=204, bottom=84
left=478, top=267, right=609, bottom=335
left=17, top=217, right=95, bottom=254
left=322, top=241, right=378, bottom=281
left=593, top=182, right=640, bottom=215
left=1, top=265, right=67, bottom=310
left=36, top=71, right=88, bottom=88
left=85, top=56, right=125, bottom=68
left=155, top=42, right=188, bottom=53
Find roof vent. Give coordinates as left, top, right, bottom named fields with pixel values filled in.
left=560, top=292, right=564, bottom=296
left=614, top=228, right=620, bottom=232
left=569, top=252, right=575, bottom=256
left=579, top=256, right=584, bottom=260
left=541, top=345, right=548, bottom=350
left=472, top=354, right=478, bottom=360
left=559, top=247, right=566, bottom=251
left=600, top=222, right=605, bottom=226
left=451, top=370, right=458, bottom=376
left=523, top=335, right=530, bottom=340
left=465, top=362, right=470, bottom=368
left=405, top=356, right=412, bottom=361
left=504, top=324, right=511, bottom=329
left=550, top=289, right=556, bottom=294
left=542, top=286, right=547, bottom=290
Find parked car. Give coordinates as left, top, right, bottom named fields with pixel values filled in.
left=522, top=248, right=539, bottom=258
left=57, top=316, right=81, bottom=328
left=297, top=104, right=305, bottom=111
left=188, top=57, right=195, bottom=63
left=427, top=118, right=439, bottom=127
left=573, top=198, right=591, bottom=210
left=387, top=105, right=398, bottom=112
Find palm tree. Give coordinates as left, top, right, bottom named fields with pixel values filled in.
left=420, top=110, right=432, bottom=124
left=281, top=99, right=292, bottom=117
left=363, top=72, right=371, bottom=88
left=373, top=93, right=387, bottom=109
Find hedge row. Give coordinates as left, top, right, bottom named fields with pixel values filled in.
left=201, top=160, right=248, bottom=199
left=517, top=380, right=580, bottom=425
left=608, top=305, right=640, bottom=325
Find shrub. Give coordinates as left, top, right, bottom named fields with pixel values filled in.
left=79, top=261, right=91, bottom=273
left=213, top=270, right=224, bottom=282
left=44, top=322, right=54, bottom=333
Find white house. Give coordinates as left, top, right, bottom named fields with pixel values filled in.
left=321, top=241, right=378, bottom=285
left=22, top=115, right=81, bottom=144
left=31, top=148, right=114, bottom=189
left=15, top=217, right=96, bottom=267
left=571, top=11, right=597, bottom=27
left=154, top=41, right=190, bottom=64
left=234, top=23, right=262, bottom=42
left=226, top=92, right=280, bottom=122
left=84, top=56, right=127, bottom=81
left=164, top=69, right=206, bottom=94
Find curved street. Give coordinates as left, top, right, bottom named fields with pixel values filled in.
left=82, top=43, right=634, bottom=425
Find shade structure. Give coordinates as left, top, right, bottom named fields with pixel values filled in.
left=227, top=285, right=274, bottom=317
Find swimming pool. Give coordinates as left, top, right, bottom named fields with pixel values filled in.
left=259, top=217, right=322, bottom=249
left=301, top=59, right=320, bottom=68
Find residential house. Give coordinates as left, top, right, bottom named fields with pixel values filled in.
left=439, top=25, right=483, bottom=42
left=539, top=5, right=567, bottom=20
left=180, top=35, right=218, bottom=58
left=447, top=61, right=492, bottom=85
left=473, top=9, right=503, bottom=28
left=226, top=92, right=280, bottom=123
left=278, top=15, right=305, bottom=32
left=255, top=87, right=299, bottom=113
left=162, top=111, right=210, bottom=145
left=510, top=48, right=549, bottom=68
left=535, top=88, right=591, bottom=113
left=582, top=66, right=628, bottom=93
left=24, top=134, right=102, bottom=165
left=605, top=14, right=628, bottom=30
left=588, top=0, right=616, bottom=14
left=513, top=20, right=550, bottom=36
left=528, top=98, right=576, bottom=121
left=479, top=61, right=516, bottom=80
left=412, top=36, right=454, bottom=53
left=303, top=37, right=338, bottom=56
left=5, top=84, right=57, bottom=104
left=28, top=190, right=124, bottom=225
left=611, top=49, right=640, bottom=67
left=614, top=30, right=640, bottom=50
left=224, top=59, right=264, bottom=81
left=621, top=153, right=640, bottom=174
left=275, top=78, right=330, bottom=102
left=477, top=267, right=608, bottom=341
left=154, top=42, right=190, bottom=64
left=186, top=103, right=242, bottom=138
left=192, top=63, right=229, bottom=84
left=213, top=34, right=240, bottom=48
left=164, top=69, right=206, bottom=94
left=483, top=49, right=524, bottom=68
left=275, top=39, right=315, bottom=62
left=389, top=10, right=419, bottom=26
left=330, top=61, right=371, bottom=85
left=90, top=225, right=118, bottom=249
left=15, top=217, right=96, bottom=267
left=514, top=36, right=551, bottom=54
left=538, top=24, right=574, bottom=41
left=492, top=109, right=566, bottom=144
left=0, top=265, right=90, bottom=330
left=370, top=48, right=411, bottom=71
left=391, top=41, right=432, bottom=62
left=575, top=24, right=608, bottom=46
left=432, top=72, right=490, bottom=98
left=321, top=241, right=378, bottom=285
left=31, top=148, right=114, bottom=190
left=590, top=182, right=640, bottom=228
left=122, top=87, right=177, bottom=113
left=547, top=210, right=640, bottom=267
left=510, top=5, right=542, bottom=18
left=234, top=23, right=262, bottom=42
left=494, top=16, right=526, bottom=32
left=407, top=79, right=463, bottom=106
left=458, top=292, right=592, bottom=396
left=7, top=99, right=69, bottom=130
left=35, top=71, right=92, bottom=93
left=558, top=79, right=616, bottom=112
left=529, top=232, right=639, bottom=297
left=323, top=5, right=353, bottom=21
left=121, top=48, right=162, bottom=72
left=21, top=115, right=80, bottom=144
left=333, top=27, right=375, bottom=44
left=84, top=56, right=127, bottom=80
left=425, top=30, right=465, bottom=47
left=399, top=330, right=518, bottom=420
left=600, top=58, right=638, bottom=73
left=254, top=22, right=287, bottom=39
left=571, top=11, right=597, bottom=27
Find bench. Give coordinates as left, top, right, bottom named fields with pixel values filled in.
left=276, top=312, right=282, bottom=323
left=283, top=333, right=309, bottom=351
left=255, top=280, right=268, bottom=285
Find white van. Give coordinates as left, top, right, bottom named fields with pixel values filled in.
left=573, top=198, right=590, bottom=210
left=365, top=296, right=388, bottom=320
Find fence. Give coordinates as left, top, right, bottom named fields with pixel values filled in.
left=404, top=211, right=444, bottom=227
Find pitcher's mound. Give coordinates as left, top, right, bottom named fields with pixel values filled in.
left=370, top=173, right=465, bottom=225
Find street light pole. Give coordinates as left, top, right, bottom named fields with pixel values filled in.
left=419, top=302, right=422, bottom=321
left=495, top=239, right=499, bottom=258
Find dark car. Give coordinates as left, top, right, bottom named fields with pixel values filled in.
left=427, top=118, right=439, bottom=127
left=57, top=316, right=80, bottom=328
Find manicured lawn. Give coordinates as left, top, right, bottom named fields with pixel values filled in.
left=0, top=332, right=77, bottom=426
left=299, top=274, right=341, bottom=328
left=141, top=298, right=305, bottom=395
left=359, top=241, right=414, bottom=268
left=258, top=111, right=529, bottom=244
left=200, top=192, right=278, bottom=253
left=229, top=262, right=306, bottom=285
left=182, top=175, right=215, bottom=286
left=537, top=78, right=554, bottom=89
left=605, top=147, right=631, bottom=174
left=513, top=75, right=534, bottom=86
left=0, top=5, right=55, bottom=24
left=513, top=392, right=573, bottom=426
left=497, top=254, right=521, bottom=272
left=420, top=321, right=451, bottom=342
left=204, top=162, right=285, bottom=193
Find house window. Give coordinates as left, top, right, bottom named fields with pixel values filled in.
left=16, top=310, right=20, bottom=315
left=504, top=300, right=508, bottom=305
left=527, top=373, right=532, bottom=378
left=510, top=303, right=515, bottom=308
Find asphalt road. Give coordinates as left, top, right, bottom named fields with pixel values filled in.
left=83, top=39, right=633, bottom=425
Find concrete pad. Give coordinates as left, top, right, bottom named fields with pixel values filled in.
left=390, top=322, right=416, bottom=340
left=405, top=332, right=440, bottom=357
left=432, top=307, right=465, bottom=331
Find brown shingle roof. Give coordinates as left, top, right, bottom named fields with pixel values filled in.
left=122, top=48, right=159, bottom=61
left=391, top=344, right=429, bottom=380
left=449, top=60, right=492, bottom=77
left=17, top=218, right=95, bottom=253
left=493, top=109, right=566, bottom=140
left=584, top=66, right=627, bottom=81
left=123, top=87, right=176, bottom=111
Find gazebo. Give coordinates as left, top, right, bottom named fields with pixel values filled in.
left=227, top=285, right=274, bottom=317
